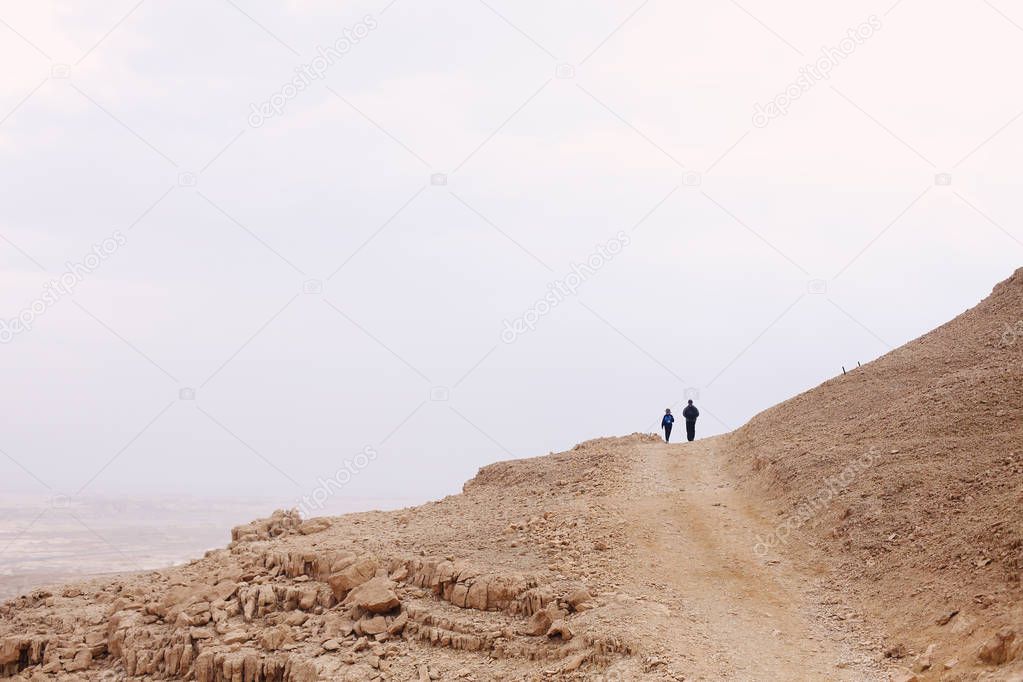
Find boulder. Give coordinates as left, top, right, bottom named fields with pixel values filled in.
left=547, top=620, right=573, bottom=641
left=65, top=648, right=92, bottom=672
left=565, top=588, right=593, bottom=611
left=387, top=611, right=409, bottom=635
left=286, top=611, right=309, bottom=626
left=978, top=627, right=1019, bottom=665
left=260, top=626, right=290, bottom=651
left=361, top=615, right=388, bottom=635
left=223, top=630, right=248, bottom=645
left=208, top=580, right=238, bottom=602
left=328, top=558, right=378, bottom=598
left=518, top=610, right=552, bottom=636
left=344, top=578, right=400, bottom=614
left=465, top=581, right=488, bottom=611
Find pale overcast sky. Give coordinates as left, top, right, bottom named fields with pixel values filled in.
left=1, top=0, right=1021, bottom=510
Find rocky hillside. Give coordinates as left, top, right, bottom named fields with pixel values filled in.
left=726, top=267, right=1023, bottom=679
left=1, top=270, right=1021, bottom=681
left=0, top=436, right=669, bottom=681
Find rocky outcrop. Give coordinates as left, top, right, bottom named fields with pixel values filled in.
left=232, top=510, right=303, bottom=544
left=401, top=557, right=553, bottom=615
left=0, top=637, right=49, bottom=676
left=0, top=531, right=628, bottom=680
left=193, top=650, right=318, bottom=682
left=237, top=583, right=334, bottom=621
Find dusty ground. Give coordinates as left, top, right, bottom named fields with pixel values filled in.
left=1, top=269, right=1021, bottom=681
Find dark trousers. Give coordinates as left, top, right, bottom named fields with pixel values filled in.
left=686, top=421, right=696, bottom=442
left=664, top=424, right=672, bottom=442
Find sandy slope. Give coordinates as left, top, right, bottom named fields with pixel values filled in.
left=726, top=268, right=1023, bottom=680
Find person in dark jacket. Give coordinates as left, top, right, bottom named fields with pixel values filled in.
left=682, top=400, right=699, bottom=441
left=660, top=409, right=674, bottom=442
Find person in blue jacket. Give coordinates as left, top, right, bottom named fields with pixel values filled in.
left=661, top=408, right=674, bottom=442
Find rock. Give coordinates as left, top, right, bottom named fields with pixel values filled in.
left=466, top=581, right=488, bottom=610
left=387, top=611, right=409, bottom=635
left=547, top=605, right=569, bottom=621
left=361, top=615, right=388, bottom=636
left=65, top=648, right=92, bottom=672
left=344, top=577, right=400, bottom=614
left=935, top=610, right=959, bottom=626
left=978, top=627, right=1019, bottom=665
left=286, top=612, right=309, bottom=626
left=260, top=625, right=291, bottom=650
left=327, top=616, right=355, bottom=639
left=231, top=509, right=301, bottom=542
left=298, top=586, right=320, bottom=611
left=913, top=643, right=936, bottom=672
left=223, top=630, right=248, bottom=644
left=208, top=580, right=238, bottom=602
left=561, top=653, right=587, bottom=671
left=547, top=620, right=573, bottom=641
left=518, top=610, right=552, bottom=636
left=885, top=643, right=907, bottom=659
left=328, top=558, right=378, bottom=598
left=565, top=588, right=592, bottom=611
left=322, top=639, right=340, bottom=651
left=299, top=518, right=331, bottom=535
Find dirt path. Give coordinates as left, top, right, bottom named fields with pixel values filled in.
left=616, top=436, right=887, bottom=681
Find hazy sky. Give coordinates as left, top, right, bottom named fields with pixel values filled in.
left=1, top=0, right=1021, bottom=513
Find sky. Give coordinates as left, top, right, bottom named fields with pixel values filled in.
left=1, top=0, right=1021, bottom=515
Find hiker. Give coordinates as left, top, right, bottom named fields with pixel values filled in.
left=661, top=409, right=674, bottom=442
left=682, top=400, right=699, bottom=441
